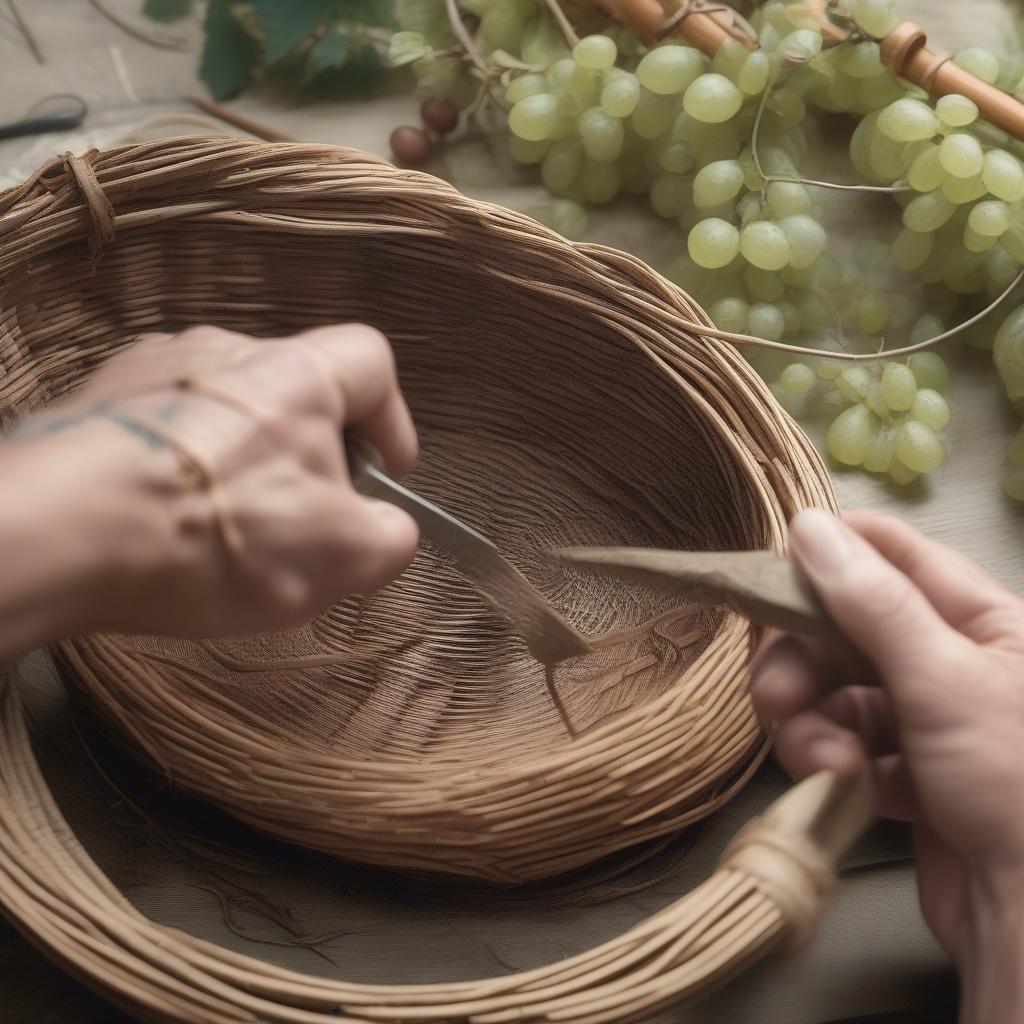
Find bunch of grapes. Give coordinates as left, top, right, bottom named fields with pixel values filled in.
left=389, top=0, right=1024, bottom=496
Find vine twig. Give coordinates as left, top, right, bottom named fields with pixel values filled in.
left=8, top=0, right=44, bottom=63
left=543, top=0, right=580, bottom=48
left=86, top=0, right=185, bottom=51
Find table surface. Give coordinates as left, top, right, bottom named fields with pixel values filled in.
left=0, top=1, right=1018, bottom=1022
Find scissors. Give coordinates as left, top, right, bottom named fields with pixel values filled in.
left=554, top=546, right=846, bottom=645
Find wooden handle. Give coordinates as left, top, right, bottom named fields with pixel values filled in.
left=588, top=0, right=755, bottom=52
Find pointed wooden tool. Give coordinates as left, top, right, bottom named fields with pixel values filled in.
left=555, top=547, right=845, bottom=644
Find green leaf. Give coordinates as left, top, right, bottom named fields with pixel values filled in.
left=200, top=0, right=260, bottom=100
left=250, top=0, right=334, bottom=65
left=387, top=30, right=428, bottom=67
left=335, top=0, right=393, bottom=26
left=304, top=28, right=350, bottom=83
left=142, top=0, right=193, bottom=22
left=306, top=43, right=386, bottom=96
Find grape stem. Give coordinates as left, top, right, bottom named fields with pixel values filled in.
left=657, top=1, right=759, bottom=45
left=681, top=267, right=1024, bottom=362
left=749, top=65, right=912, bottom=195
left=444, top=0, right=490, bottom=78
left=542, top=0, right=581, bottom=48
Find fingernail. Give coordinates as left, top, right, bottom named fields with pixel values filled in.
left=790, top=509, right=853, bottom=575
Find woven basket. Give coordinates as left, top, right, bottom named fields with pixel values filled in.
left=0, top=138, right=863, bottom=1022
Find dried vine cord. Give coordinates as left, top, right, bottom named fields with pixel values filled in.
left=657, top=1, right=759, bottom=45
left=543, top=0, right=581, bottom=47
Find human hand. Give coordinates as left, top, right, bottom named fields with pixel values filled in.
left=3, top=324, right=419, bottom=644
left=749, top=509, right=1024, bottom=1022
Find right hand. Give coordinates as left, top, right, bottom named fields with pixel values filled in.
left=12, top=323, right=420, bottom=639
left=749, top=510, right=1024, bottom=1022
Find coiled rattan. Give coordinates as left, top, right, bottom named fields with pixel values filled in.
left=0, top=137, right=849, bottom=1020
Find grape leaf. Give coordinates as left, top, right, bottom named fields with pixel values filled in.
left=200, top=0, right=260, bottom=100
left=304, top=28, right=351, bottom=83
left=250, top=0, right=335, bottom=65
left=336, top=0, right=394, bottom=26
left=142, top=0, right=193, bottom=22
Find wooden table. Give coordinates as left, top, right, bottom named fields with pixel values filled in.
left=1, top=1, right=1019, bottom=1021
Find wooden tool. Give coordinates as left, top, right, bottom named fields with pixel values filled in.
left=555, top=547, right=846, bottom=643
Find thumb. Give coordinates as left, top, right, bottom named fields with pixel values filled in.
left=789, top=508, right=962, bottom=705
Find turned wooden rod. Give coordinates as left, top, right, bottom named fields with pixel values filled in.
left=579, top=1, right=1024, bottom=143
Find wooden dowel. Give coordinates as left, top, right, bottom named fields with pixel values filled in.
left=186, top=96, right=296, bottom=143
left=881, top=22, right=1024, bottom=141
left=589, top=0, right=754, bottom=54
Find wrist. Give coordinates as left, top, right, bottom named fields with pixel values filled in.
left=0, top=418, right=184, bottom=654
left=958, top=865, right=1024, bottom=1024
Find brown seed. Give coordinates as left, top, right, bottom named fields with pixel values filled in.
left=390, top=126, right=433, bottom=166
left=420, top=98, right=459, bottom=135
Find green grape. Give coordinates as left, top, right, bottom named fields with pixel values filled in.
left=798, top=291, right=832, bottom=331
left=1007, top=425, right=1024, bottom=464
left=600, top=72, right=641, bottom=117
left=690, top=122, right=743, bottom=164
left=749, top=302, right=786, bottom=340
left=939, top=133, right=985, bottom=178
left=888, top=459, right=920, bottom=486
left=509, top=93, right=561, bottom=141
left=532, top=198, right=588, bottom=238
left=896, top=419, right=944, bottom=473
left=780, top=29, right=822, bottom=62
left=936, top=94, right=978, bottom=129
left=659, top=141, right=694, bottom=174
left=908, top=349, right=949, bottom=389
left=983, top=150, right=1024, bottom=202
left=631, top=90, right=676, bottom=139
left=507, top=134, right=551, bottom=164
left=857, top=291, right=890, bottom=334
left=1002, top=222, right=1024, bottom=262
left=904, top=191, right=957, bottom=232
left=864, top=382, right=888, bottom=419
left=688, top=217, right=741, bottom=268
left=541, top=139, right=582, bottom=193
left=851, top=0, right=899, bottom=36
left=907, top=144, right=946, bottom=192
left=758, top=146, right=799, bottom=178
left=942, top=172, right=987, bottom=204
left=693, top=160, right=744, bottom=208
left=573, top=34, right=617, bottom=71
left=650, top=173, right=690, bottom=218
left=578, top=107, right=624, bottom=162
left=636, top=45, right=704, bottom=95
left=738, top=50, right=771, bottom=95
left=567, top=67, right=600, bottom=109
left=779, top=214, right=826, bottom=268
left=892, top=227, right=933, bottom=271
left=709, top=296, right=749, bottom=333
left=740, top=221, right=790, bottom=271
left=850, top=111, right=879, bottom=179
left=779, top=300, right=801, bottom=334
left=985, top=245, right=1018, bottom=291
left=863, top=423, right=898, bottom=473
left=1003, top=465, right=1024, bottom=500
left=911, top=388, right=951, bottom=430
left=964, top=226, right=997, bottom=253
left=869, top=132, right=909, bottom=182
left=840, top=40, right=883, bottom=78
left=506, top=73, right=546, bottom=105
left=769, top=90, right=806, bottom=129
left=481, top=3, right=525, bottom=49
left=520, top=15, right=567, bottom=66
left=817, top=358, right=841, bottom=381
left=953, top=47, right=1000, bottom=85
left=968, top=199, right=1011, bottom=237
left=827, top=403, right=875, bottom=466
left=779, top=362, right=815, bottom=393
left=879, top=98, right=939, bottom=142
left=712, top=39, right=748, bottom=82
left=881, top=362, right=917, bottom=411
left=547, top=58, right=576, bottom=91
left=583, top=160, right=621, bottom=204
left=743, top=265, right=785, bottom=301
left=766, top=180, right=811, bottom=217
left=994, top=306, right=1024, bottom=402
left=683, top=73, right=743, bottom=124
left=837, top=366, right=872, bottom=403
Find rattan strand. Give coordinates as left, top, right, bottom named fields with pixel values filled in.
left=0, top=138, right=840, bottom=1021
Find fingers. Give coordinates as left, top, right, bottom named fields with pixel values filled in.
left=788, top=509, right=970, bottom=718
left=773, top=708, right=868, bottom=780
left=297, top=325, right=419, bottom=478
left=842, top=510, right=1020, bottom=636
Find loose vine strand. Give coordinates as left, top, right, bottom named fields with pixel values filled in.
left=543, top=0, right=581, bottom=48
